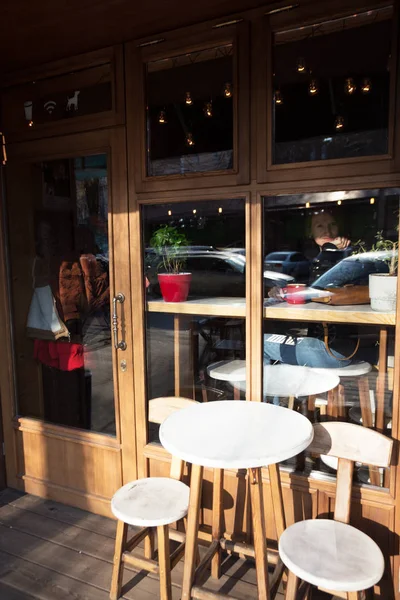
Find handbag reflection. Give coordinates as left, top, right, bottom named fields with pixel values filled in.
left=311, top=285, right=369, bottom=306
left=26, top=285, right=69, bottom=340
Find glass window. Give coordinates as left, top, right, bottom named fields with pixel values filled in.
left=272, top=7, right=393, bottom=164
left=142, top=199, right=246, bottom=442
left=146, top=45, right=234, bottom=177
left=263, top=189, right=398, bottom=488
left=7, top=155, right=116, bottom=434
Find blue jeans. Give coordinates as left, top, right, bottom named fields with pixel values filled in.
left=263, top=333, right=353, bottom=368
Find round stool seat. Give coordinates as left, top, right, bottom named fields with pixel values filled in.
left=207, top=359, right=246, bottom=382
left=313, top=361, right=372, bottom=377
left=111, top=478, right=190, bottom=527
left=279, top=519, right=384, bottom=592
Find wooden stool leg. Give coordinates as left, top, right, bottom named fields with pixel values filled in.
left=110, top=520, right=128, bottom=600
left=249, top=467, right=270, bottom=600
left=358, top=376, right=380, bottom=487
left=307, top=395, right=316, bottom=421
left=268, top=463, right=286, bottom=539
left=347, top=592, right=362, bottom=599
left=182, top=463, right=204, bottom=600
left=284, top=570, right=300, bottom=600
left=144, top=527, right=155, bottom=559
left=157, top=524, right=172, bottom=600
left=338, top=383, right=346, bottom=418
left=233, top=385, right=241, bottom=400
left=211, top=468, right=224, bottom=579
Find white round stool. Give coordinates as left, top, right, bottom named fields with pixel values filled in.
left=312, top=361, right=372, bottom=419
left=110, top=478, right=190, bottom=600
left=207, top=359, right=246, bottom=400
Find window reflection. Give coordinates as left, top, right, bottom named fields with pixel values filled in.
left=272, top=7, right=392, bottom=164
left=263, top=190, right=398, bottom=488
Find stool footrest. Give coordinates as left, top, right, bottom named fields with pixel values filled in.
left=220, top=538, right=279, bottom=565
left=192, top=585, right=241, bottom=600
left=122, top=552, right=159, bottom=574
left=169, top=528, right=186, bottom=543
left=170, top=542, right=186, bottom=569
left=194, top=540, right=220, bottom=584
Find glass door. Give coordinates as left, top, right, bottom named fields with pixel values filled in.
left=2, top=129, right=135, bottom=514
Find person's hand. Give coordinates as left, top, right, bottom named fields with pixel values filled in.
left=332, top=237, right=351, bottom=250
left=268, top=286, right=285, bottom=301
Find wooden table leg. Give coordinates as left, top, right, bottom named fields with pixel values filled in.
left=249, top=467, right=270, bottom=600
left=182, top=463, right=204, bottom=600
left=211, top=468, right=224, bottom=579
left=376, top=326, right=388, bottom=433
left=157, top=524, right=172, bottom=600
left=174, top=314, right=195, bottom=398
left=110, top=520, right=128, bottom=600
left=358, top=375, right=381, bottom=487
left=268, top=463, right=286, bottom=540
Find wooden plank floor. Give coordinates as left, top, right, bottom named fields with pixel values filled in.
left=0, top=488, right=333, bottom=600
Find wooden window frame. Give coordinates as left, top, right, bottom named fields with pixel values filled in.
left=255, top=0, right=400, bottom=184
left=1, top=46, right=125, bottom=143
left=125, top=20, right=250, bottom=193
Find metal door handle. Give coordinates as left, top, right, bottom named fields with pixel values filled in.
left=112, top=293, right=127, bottom=351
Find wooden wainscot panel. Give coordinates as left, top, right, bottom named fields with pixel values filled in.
left=1, top=46, right=125, bottom=143
left=14, top=421, right=122, bottom=517
left=319, top=491, right=395, bottom=599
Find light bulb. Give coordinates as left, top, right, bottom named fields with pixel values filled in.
left=158, top=110, right=167, bottom=124
left=168, top=210, right=172, bottom=216
left=370, top=197, right=375, bottom=205
left=305, top=202, right=310, bottom=208
left=204, top=101, right=213, bottom=117
left=186, top=132, right=195, bottom=147
left=345, top=78, right=356, bottom=95
left=185, top=92, right=193, bottom=105
left=274, top=90, right=283, bottom=105
left=296, top=57, right=306, bottom=73
left=337, top=200, right=342, bottom=206
left=361, top=78, right=371, bottom=94
left=335, top=115, right=345, bottom=130
left=224, top=83, right=232, bottom=98
left=193, top=209, right=197, bottom=215
left=28, top=120, right=34, bottom=127
left=308, top=79, right=318, bottom=95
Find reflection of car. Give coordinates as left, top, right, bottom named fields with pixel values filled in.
left=311, top=251, right=393, bottom=289
left=146, top=250, right=294, bottom=298
left=264, top=251, right=310, bottom=280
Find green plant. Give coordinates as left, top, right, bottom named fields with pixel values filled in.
left=354, top=231, right=398, bottom=276
left=149, top=225, right=190, bottom=274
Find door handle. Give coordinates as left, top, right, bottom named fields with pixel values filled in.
left=112, top=293, right=127, bottom=351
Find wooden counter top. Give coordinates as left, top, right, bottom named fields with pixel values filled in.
left=147, top=297, right=395, bottom=325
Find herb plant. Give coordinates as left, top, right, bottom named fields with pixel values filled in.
left=149, top=225, right=190, bottom=274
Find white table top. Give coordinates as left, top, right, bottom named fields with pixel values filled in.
left=160, top=401, right=314, bottom=469
left=235, top=364, right=340, bottom=398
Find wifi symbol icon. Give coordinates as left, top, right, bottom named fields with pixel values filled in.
left=44, top=100, right=57, bottom=114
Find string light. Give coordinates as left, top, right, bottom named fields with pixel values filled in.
left=370, top=197, right=375, bottom=205
left=308, top=79, right=318, bottom=96
left=168, top=210, right=172, bottom=216
left=28, top=120, right=34, bottom=127
left=186, top=132, right=195, bottom=147
left=204, top=101, right=213, bottom=117
left=361, top=78, right=371, bottom=94
left=305, top=202, right=310, bottom=208
left=274, top=90, right=283, bottom=105
left=218, top=207, right=223, bottom=213
left=296, top=57, right=306, bottom=73
left=193, top=209, right=197, bottom=215
left=337, top=200, right=342, bottom=206
left=158, top=110, right=167, bottom=124
left=345, top=78, right=356, bottom=95
left=334, top=115, right=345, bottom=130
left=185, top=91, right=193, bottom=105
left=224, top=83, right=232, bottom=98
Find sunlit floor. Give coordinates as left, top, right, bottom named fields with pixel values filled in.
left=0, top=488, right=337, bottom=599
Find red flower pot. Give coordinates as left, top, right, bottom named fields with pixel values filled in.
left=158, top=273, right=192, bottom=302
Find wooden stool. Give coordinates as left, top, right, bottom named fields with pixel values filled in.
left=312, top=361, right=372, bottom=419
left=279, top=422, right=393, bottom=600
left=110, top=396, right=197, bottom=600
left=207, top=359, right=246, bottom=400
left=110, top=478, right=190, bottom=600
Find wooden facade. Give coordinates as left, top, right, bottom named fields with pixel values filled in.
left=1, top=0, right=400, bottom=597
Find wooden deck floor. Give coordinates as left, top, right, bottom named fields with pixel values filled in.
left=0, top=488, right=334, bottom=600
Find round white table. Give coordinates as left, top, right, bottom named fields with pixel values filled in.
left=160, top=401, right=314, bottom=600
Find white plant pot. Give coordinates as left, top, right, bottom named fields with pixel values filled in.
left=369, top=273, right=397, bottom=312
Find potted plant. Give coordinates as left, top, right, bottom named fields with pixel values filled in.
left=150, top=225, right=192, bottom=302
left=367, top=232, right=398, bottom=312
